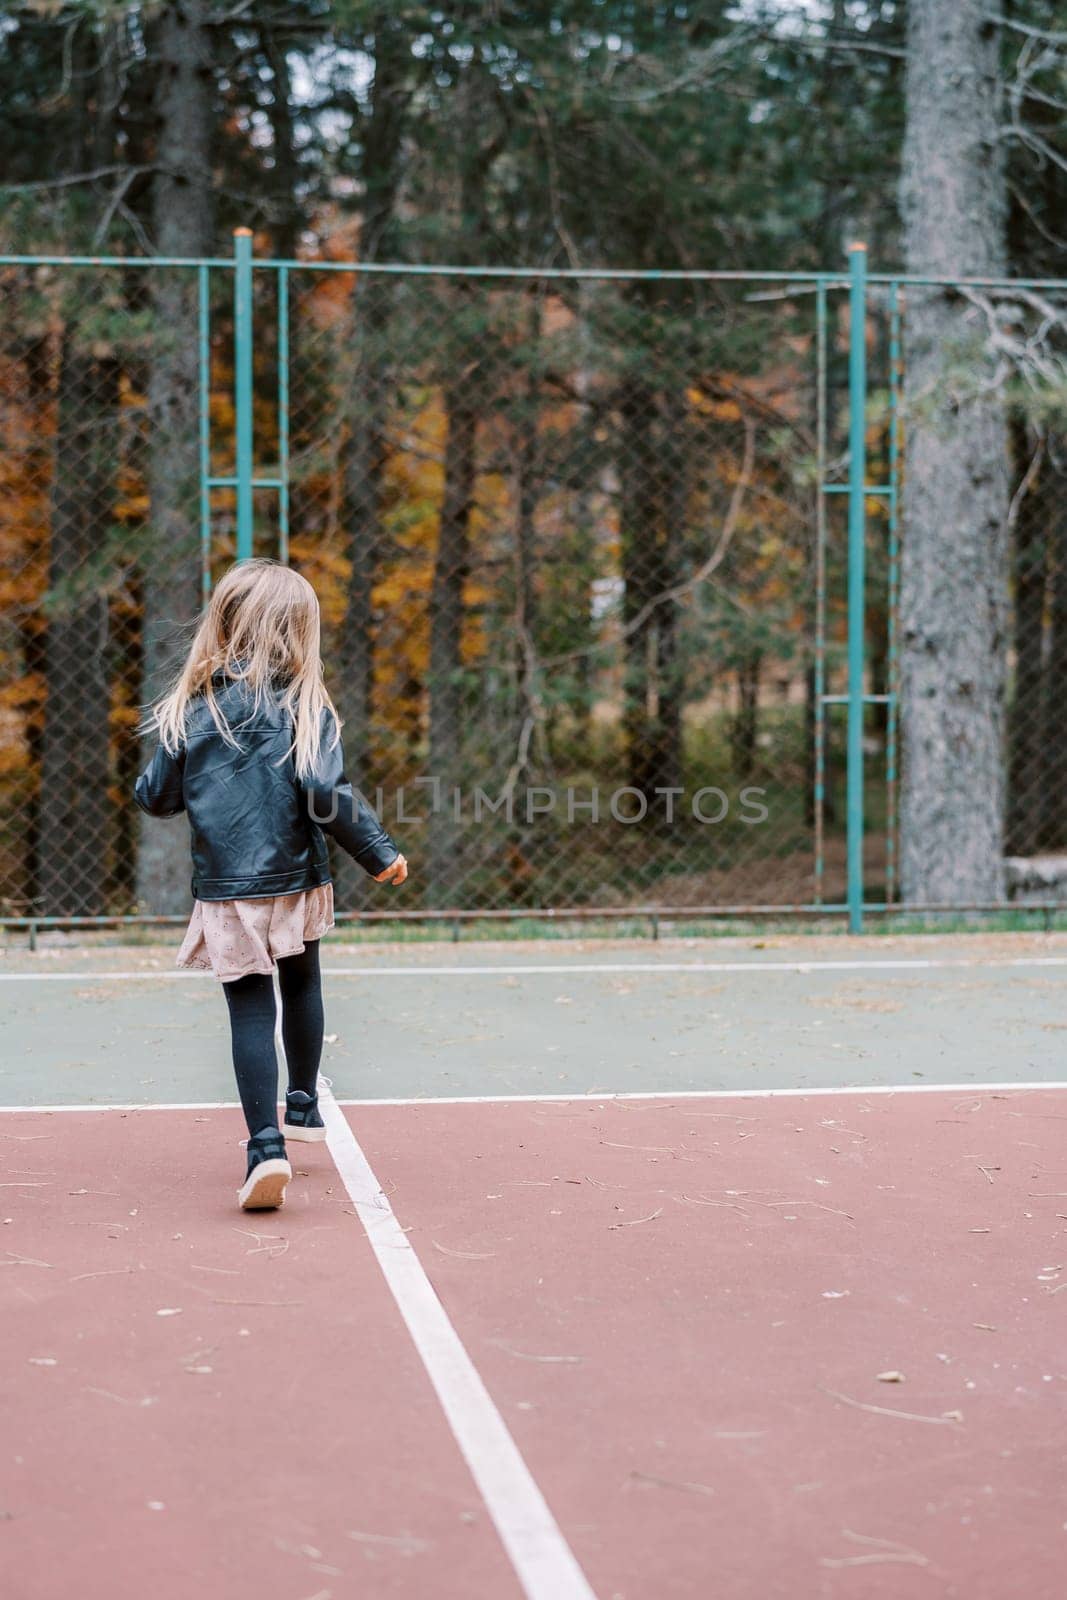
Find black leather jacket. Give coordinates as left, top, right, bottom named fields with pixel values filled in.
left=134, top=676, right=398, bottom=901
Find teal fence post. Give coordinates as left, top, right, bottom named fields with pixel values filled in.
left=846, top=242, right=867, bottom=933
left=233, top=228, right=254, bottom=561
left=278, top=264, right=290, bottom=565
left=813, top=279, right=827, bottom=906
left=886, top=281, right=901, bottom=907
left=197, top=262, right=212, bottom=602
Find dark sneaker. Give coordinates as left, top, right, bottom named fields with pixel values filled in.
left=237, top=1128, right=292, bottom=1210
left=284, top=1088, right=327, bottom=1144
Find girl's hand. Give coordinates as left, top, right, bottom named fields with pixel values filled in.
left=375, top=853, right=408, bottom=886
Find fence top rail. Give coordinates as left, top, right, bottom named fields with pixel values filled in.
left=2, top=251, right=1066, bottom=292
left=0, top=254, right=847, bottom=280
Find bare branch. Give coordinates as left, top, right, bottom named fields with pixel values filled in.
left=987, top=13, right=1067, bottom=46
left=804, top=34, right=905, bottom=61
left=115, top=200, right=154, bottom=256
left=601, top=28, right=762, bottom=105
left=0, top=164, right=154, bottom=196
left=1008, top=434, right=1046, bottom=533
left=957, top=285, right=1067, bottom=396
left=91, top=167, right=145, bottom=249
left=1008, top=180, right=1067, bottom=255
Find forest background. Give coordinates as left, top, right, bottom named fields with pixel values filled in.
left=1, top=1, right=1065, bottom=920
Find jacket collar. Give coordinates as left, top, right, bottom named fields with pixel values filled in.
left=210, top=659, right=291, bottom=691
left=211, top=656, right=248, bottom=687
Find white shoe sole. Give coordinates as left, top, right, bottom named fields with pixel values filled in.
left=284, top=1123, right=327, bottom=1144
left=238, top=1158, right=292, bottom=1210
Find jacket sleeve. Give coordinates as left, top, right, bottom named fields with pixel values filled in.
left=134, top=743, right=186, bottom=818
left=301, top=718, right=398, bottom=878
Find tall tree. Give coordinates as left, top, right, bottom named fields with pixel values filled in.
left=35, top=11, right=124, bottom=914
left=899, top=0, right=1010, bottom=902
left=136, top=0, right=215, bottom=914
left=1001, top=0, right=1067, bottom=854
left=1006, top=417, right=1046, bottom=855
left=332, top=11, right=411, bottom=907
left=425, top=50, right=504, bottom=898
left=617, top=321, right=685, bottom=809
left=37, top=330, right=119, bottom=914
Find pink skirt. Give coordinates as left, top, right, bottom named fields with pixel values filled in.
left=176, top=884, right=335, bottom=983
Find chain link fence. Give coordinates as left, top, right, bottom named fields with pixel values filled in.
left=1, top=253, right=1063, bottom=924
left=284, top=266, right=841, bottom=919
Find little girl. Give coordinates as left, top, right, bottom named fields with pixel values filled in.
left=135, top=559, right=407, bottom=1211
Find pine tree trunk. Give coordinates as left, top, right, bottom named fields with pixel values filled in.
left=731, top=653, right=763, bottom=783
left=137, top=0, right=214, bottom=913
left=899, top=0, right=1009, bottom=902
left=619, top=372, right=659, bottom=800
left=655, top=385, right=686, bottom=803
left=619, top=371, right=683, bottom=812
left=427, top=365, right=478, bottom=904
left=515, top=339, right=542, bottom=752
left=36, top=23, right=120, bottom=917
left=425, top=60, right=497, bottom=904
left=1006, top=420, right=1047, bottom=855
left=261, top=28, right=300, bottom=262
left=37, top=339, right=118, bottom=915
left=332, top=15, right=407, bottom=909
left=1039, top=443, right=1067, bottom=849
left=333, top=276, right=394, bottom=908
left=510, top=330, right=544, bottom=845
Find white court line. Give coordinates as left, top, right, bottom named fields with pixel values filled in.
left=2, top=1080, right=1065, bottom=1115
left=335, top=1080, right=1067, bottom=1105
left=318, top=1081, right=597, bottom=1600
left=4, top=954, right=1067, bottom=982
left=0, top=1101, right=242, bottom=1113
left=0, top=969, right=214, bottom=981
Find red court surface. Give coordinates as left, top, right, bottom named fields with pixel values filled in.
left=4, top=1087, right=1067, bottom=1599
left=2, top=1110, right=520, bottom=1600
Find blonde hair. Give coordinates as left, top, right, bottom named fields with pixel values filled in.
left=147, top=559, right=340, bottom=780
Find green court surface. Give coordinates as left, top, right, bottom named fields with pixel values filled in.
left=2, top=931, right=1065, bottom=1108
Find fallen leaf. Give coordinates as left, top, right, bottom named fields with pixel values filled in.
left=432, top=1240, right=495, bottom=1260
left=608, top=1207, right=664, bottom=1229
left=819, top=1386, right=962, bottom=1426
left=627, top=1469, right=714, bottom=1497
left=487, top=1338, right=582, bottom=1364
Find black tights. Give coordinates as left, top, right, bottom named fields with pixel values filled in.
left=222, top=942, right=324, bottom=1137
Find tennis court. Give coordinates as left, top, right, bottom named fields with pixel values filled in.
left=3, top=929, right=1066, bottom=1599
